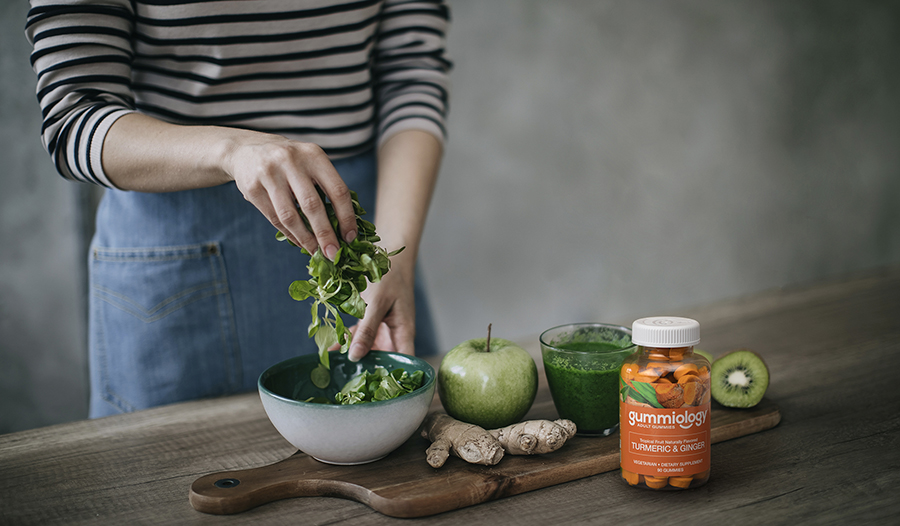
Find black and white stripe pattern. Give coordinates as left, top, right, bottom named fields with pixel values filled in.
left=25, top=0, right=451, bottom=187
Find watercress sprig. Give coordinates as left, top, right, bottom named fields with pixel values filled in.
left=302, top=366, right=425, bottom=405
left=334, top=366, right=425, bottom=404
left=276, top=189, right=404, bottom=388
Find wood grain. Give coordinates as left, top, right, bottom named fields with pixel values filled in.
left=189, top=398, right=780, bottom=517
left=1, top=266, right=898, bottom=525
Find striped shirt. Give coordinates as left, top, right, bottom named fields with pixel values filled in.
left=25, top=0, right=451, bottom=188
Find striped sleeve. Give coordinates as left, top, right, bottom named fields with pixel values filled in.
left=24, top=0, right=451, bottom=185
left=25, top=0, right=137, bottom=188
left=374, top=0, right=452, bottom=148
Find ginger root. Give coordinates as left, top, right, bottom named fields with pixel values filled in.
left=421, top=413, right=577, bottom=468
left=420, top=413, right=505, bottom=468
left=489, top=419, right=576, bottom=455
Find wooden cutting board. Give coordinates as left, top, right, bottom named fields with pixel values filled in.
left=189, top=393, right=781, bottom=518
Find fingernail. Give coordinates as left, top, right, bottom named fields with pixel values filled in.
left=345, top=230, right=357, bottom=243
left=324, top=244, right=338, bottom=261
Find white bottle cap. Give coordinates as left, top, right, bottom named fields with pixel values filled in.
left=632, top=316, right=700, bottom=347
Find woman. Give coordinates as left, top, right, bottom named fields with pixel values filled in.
left=25, top=0, right=451, bottom=416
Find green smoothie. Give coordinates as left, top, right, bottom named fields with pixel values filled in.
left=543, top=341, right=628, bottom=435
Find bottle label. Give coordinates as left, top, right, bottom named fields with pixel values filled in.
left=620, top=386, right=711, bottom=477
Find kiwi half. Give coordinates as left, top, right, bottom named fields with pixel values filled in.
left=710, top=349, right=769, bottom=408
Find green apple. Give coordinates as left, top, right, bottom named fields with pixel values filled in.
left=438, top=328, right=538, bottom=429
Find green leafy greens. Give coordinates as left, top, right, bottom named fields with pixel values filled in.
left=620, top=380, right=664, bottom=408
left=305, top=366, right=425, bottom=405
left=277, top=189, right=404, bottom=388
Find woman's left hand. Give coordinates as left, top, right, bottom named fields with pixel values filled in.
left=333, top=129, right=443, bottom=361
left=345, top=253, right=417, bottom=359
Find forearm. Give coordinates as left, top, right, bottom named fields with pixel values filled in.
left=374, top=130, right=443, bottom=275
left=344, top=129, right=442, bottom=359
left=102, top=113, right=249, bottom=192
left=102, top=112, right=357, bottom=256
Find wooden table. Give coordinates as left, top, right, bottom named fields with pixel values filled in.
left=2, top=267, right=899, bottom=525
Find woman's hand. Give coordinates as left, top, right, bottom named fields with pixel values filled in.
left=345, top=252, right=418, bottom=360
left=341, top=129, right=443, bottom=360
left=224, top=135, right=358, bottom=258
left=102, top=114, right=358, bottom=258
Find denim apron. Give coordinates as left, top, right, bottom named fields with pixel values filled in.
left=87, top=150, right=438, bottom=417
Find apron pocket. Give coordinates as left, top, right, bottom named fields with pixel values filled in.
left=89, top=242, right=241, bottom=414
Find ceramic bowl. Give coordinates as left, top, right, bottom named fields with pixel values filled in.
left=258, top=350, right=436, bottom=465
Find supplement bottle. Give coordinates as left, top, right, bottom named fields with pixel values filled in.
left=619, top=316, right=710, bottom=490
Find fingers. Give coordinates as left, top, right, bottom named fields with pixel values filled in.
left=348, top=307, right=416, bottom=361
left=230, top=138, right=356, bottom=259
left=350, top=320, right=412, bottom=361
left=263, top=177, right=318, bottom=252
left=290, top=148, right=359, bottom=257
left=373, top=324, right=400, bottom=353
left=390, top=324, right=416, bottom=356
left=290, top=174, right=338, bottom=259
left=315, top=169, right=358, bottom=245
left=348, top=318, right=380, bottom=362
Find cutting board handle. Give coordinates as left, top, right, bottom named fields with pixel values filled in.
left=189, top=452, right=368, bottom=515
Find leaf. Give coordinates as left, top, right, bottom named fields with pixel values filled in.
left=289, top=280, right=315, bottom=302
left=376, top=373, right=405, bottom=400
left=349, top=190, right=365, bottom=215
left=275, top=230, right=298, bottom=247
left=310, top=364, right=331, bottom=389
left=400, top=370, right=424, bottom=391
left=622, top=384, right=644, bottom=403
left=340, top=371, right=368, bottom=395
left=339, top=289, right=367, bottom=319
left=315, top=324, right=338, bottom=358
left=360, top=254, right=382, bottom=282
left=309, top=249, right=335, bottom=283
left=336, top=391, right=365, bottom=405
left=320, top=346, right=330, bottom=370
left=374, top=251, right=390, bottom=267
left=358, top=218, right=377, bottom=235
left=630, top=380, right=665, bottom=408
left=354, top=274, right=368, bottom=293
left=278, top=186, right=406, bottom=365
left=387, top=246, right=406, bottom=257
left=328, top=366, right=425, bottom=404
left=308, top=303, right=320, bottom=338
left=334, top=311, right=347, bottom=346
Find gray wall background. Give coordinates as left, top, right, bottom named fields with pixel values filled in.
left=3, top=0, right=899, bottom=433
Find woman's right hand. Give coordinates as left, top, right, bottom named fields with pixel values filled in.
left=223, top=134, right=358, bottom=259
left=101, top=114, right=358, bottom=260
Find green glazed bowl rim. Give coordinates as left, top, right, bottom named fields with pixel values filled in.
left=258, top=350, right=436, bottom=409
left=539, top=322, right=636, bottom=354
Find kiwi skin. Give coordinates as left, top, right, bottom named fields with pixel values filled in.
left=710, top=349, right=769, bottom=408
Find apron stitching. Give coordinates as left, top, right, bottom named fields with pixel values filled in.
left=92, top=282, right=135, bottom=414
left=92, top=283, right=222, bottom=321
left=210, top=242, right=243, bottom=391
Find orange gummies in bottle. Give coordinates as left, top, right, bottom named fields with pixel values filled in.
left=619, top=316, right=711, bottom=490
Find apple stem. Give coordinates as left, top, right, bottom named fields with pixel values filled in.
left=486, top=323, right=492, bottom=353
